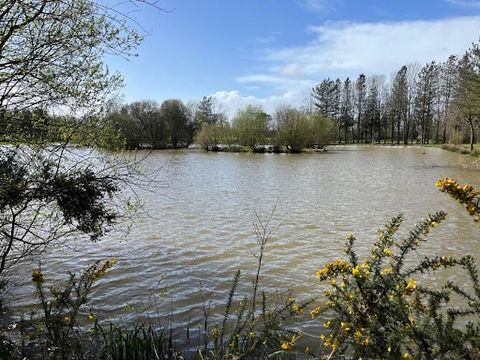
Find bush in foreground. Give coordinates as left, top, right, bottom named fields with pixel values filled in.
left=308, top=178, right=480, bottom=359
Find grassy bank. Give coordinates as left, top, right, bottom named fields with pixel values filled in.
left=425, top=143, right=480, bottom=157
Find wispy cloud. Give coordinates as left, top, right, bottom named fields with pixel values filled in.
left=219, top=16, right=480, bottom=117
left=445, top=0, right=480, bottom=8
left=251, top=32, right=282, bottom=45
left=242, top=16, right=480, bottom=87
left=236, top=74, right=312, bottom=89
left=294, top=0, right=339, bottom=13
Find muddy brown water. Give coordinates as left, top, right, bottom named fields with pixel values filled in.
left=9, top=146, right=480, bottom=341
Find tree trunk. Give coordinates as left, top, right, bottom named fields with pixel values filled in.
left=403, top=120, right=410, bottom=145
left=469, top=118, right=475, bottom=152
left=442, top=122, right=447, bottom=144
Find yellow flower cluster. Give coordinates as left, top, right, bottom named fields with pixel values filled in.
left=320, top=334, right=339, bottom=350
left=351, top=262, right=370, bottom=278
left=381, top=266, right=394, bottom=275
left=310, top=306, right=322, bottom=318
left=211, top=327, right=220, bottom=338
left=436, top=178, right=480, bottom=222
left=405, top=278, right=416, bottom=294
left=340, top=321, right=351, bottom=332
left=316, top=259, right=350, bottom=280
left=292, top=303, right=303, bottom=314
left=32, top=270, right=44, bottom=284
left=353, top=328, right=370, bottom=347
left=383, top=248, right=393, bottom=257
left=345, top=233, right=355, bottom=241
left=92, top=258, right=118, bottom=280
left=280, top=334, right=301, bottom=352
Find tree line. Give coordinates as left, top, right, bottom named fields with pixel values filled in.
left=311, top=42, right=480, bottom=151
left=97, top=97, right=336, bottom=152
left=2, top=40, right=479, bottom=153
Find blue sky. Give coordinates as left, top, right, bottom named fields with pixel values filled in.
left=108, top=0, right=480, bottom=117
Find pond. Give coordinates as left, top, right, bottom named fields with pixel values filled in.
left=10, top=145, right=480, bottom=340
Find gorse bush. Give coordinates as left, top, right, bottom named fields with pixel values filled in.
left=29, top=259, right=117, bottom=359
left=436, top=177, right=480, bottom=222
left=309, top=179, right=480, bottom=359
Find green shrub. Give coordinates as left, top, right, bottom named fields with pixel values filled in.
left=312, top=179, right=480, bottom=359
left=31, top=259, right=117, bottom=358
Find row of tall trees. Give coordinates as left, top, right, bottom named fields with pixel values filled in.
left=311, top=42, right=480, bottom=151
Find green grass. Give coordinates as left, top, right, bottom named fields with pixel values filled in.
left=437, top=143, right=480, bottom=157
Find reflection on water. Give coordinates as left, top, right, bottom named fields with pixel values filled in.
left=10, top=146, right=480, bottom=334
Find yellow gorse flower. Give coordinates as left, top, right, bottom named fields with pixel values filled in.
left=352, top=262, right=370, bottom=278
left=310, top=306, right=322, bottom=318
left=316, top=259, right=350, bottom=280
left=381, top=266, right=394, bottom=275
left=92, top=258, right=118, bottom=280
left=32, top=270, right=44, bottom=284
left=353, top=329, right=363, bottom=343
left=352, top=266, right=361, bottom=277
left=362, top=336, right=371, bottom=347
left=405, top=278, right=416, bottom=294
left=383, top=248, right=393, bottom=257
left=322, top=335, right=338, bottom=350
left=280, top=333, right=301, bottom=351
left=292, top=303, right=303, bottom=314
left=436, top=178, right=479, bottom=222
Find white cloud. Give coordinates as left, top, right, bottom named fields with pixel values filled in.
left=236, top=73, right=312, bottom=89
left=279, top=63, right=301, bottom=77
left=241, top=16, right=480, bottom=87
left=210, top=90, right=307, bottom=119
left=218, top=16, right=480, bottom=119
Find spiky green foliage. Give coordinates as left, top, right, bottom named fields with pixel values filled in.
left=314, top=209, right=480, bottom=359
